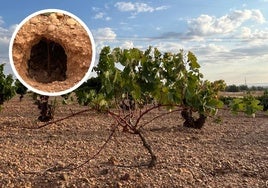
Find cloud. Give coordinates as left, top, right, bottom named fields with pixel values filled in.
left=92, top=7, right=100, bottom=12
left=94, top=12, right=104, bottom=19
left=187, top=9, right=265, bottom=37
left=154, top=42, right=185, bottom=53
left=232, top=44, right=268, bottom=56
left=191, top=43, right=229, bottom=55
left=92, top=27, right=117, bottom=56
left=105, top=17, right=111, bottom=21
left=0, top=17, right=17, bottom=58
left=0, top=17, right=18, bottom=75
left=154, top=31, right=206, bottom=43
left=121, top=41, right=134, bottom=49
left=93, top=12, right=111, bottom=21
left=9, top=24, right=18, bottom=32
left=251, top=29, right=268, bottom=40
left=240, top=27, right=252, bottom=38
left=115, top=2, right=135, bottom=12
left=0, top=16, right=4, bottom=25
left=236, top=27, right=268, bottom=46
left=90, top=27, right=116, bottom=68
left=0, top=36, right=9, bottom=54
left=93, top=27, right=117, bottom=40
left=155, top=6, right=169, bottom=11
left=114, top=2, right=168, bottom=15
left=135, top=3, right=154, bottom=13
left=157, top=32, right=183, bottom=39
left=92, top=4, right=111, bottom=21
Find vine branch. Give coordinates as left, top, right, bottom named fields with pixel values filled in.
left=22, top=109, right=90, bottom=129
left=138, top=108, right=182, bottom=130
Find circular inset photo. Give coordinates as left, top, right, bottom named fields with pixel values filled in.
left=9, top=9, right=95, bottom=96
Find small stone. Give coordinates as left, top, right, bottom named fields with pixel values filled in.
left=56, top=161, right=66, bottom=168
left=66, top=18, right=77, bottom=26
left=60, top=173, right=68, bottom=181
left=7, top=182, right=14, bottom=187
left=47, top=24, right=56, bottom=32
left=108, top=156, right=118, bottom=165
left=120, top=173, right=130, bottom=181
left=115, top=182, right=122, bottom=188
left=56, top=13, right=64, bottom=19
left=243, top=179, right=248, bottom=183
left=100, top=168, right=109, bottom=175
left=24, top=182, right=32, bottom=188
left=196, top=178, right=203, bottom=183
left=51, top=18, right=60, bottom=24
left=30, top=18, right=39, bottom=24
left=178, top=168, right=194, bottom=182
left=80, top=177, right=90, bottom=183
left=136, top=172, right=143, bottom=178
left=49, top=13, right=57, bottom=20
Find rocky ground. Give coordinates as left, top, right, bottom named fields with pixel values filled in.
left=0, top=94, right=267, bottom=187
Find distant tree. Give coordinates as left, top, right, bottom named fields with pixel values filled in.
left=255, top=86, right=265, bottom=91
left=249, top=86, right=266, bottom=91
left=239, top=85, right=248, bottom=91
left=226, top=84, right=239, bottom=92
left=250, top=86, right=257, bottom=91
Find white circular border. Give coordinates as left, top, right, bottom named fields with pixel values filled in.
left=9, top=9, right=96, bottom=96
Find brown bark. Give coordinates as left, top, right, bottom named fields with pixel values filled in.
left=181, top=108, right=206, bottom=129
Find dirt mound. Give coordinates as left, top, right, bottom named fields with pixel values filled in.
left=11, top=12, right=93, bottom=93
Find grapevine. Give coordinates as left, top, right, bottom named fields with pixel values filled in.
left=15, top=79, right=28, bottom=101
left=259, top=90, right=268, bottom=111
left=230, top=92, right=263, bottom=116
left=74, top=46, right=225, bottom=167
left=0, top=63, right=16, bottom=110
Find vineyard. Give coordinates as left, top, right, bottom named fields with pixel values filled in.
left=0, top=47, right=268, bottom=187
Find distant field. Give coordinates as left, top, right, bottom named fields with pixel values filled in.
left=219, top=91, right=264, bottom=98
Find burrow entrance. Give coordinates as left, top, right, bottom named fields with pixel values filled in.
left=27, top=37, right=67, bottom=83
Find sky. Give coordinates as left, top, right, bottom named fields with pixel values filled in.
left=0, top=0, right=268, bottom=85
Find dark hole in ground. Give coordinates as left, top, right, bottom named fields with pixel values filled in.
left=27, top=37, right=67, bottom=83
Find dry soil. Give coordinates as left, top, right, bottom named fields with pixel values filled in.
left=0, top=94, right=267, bottom=187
